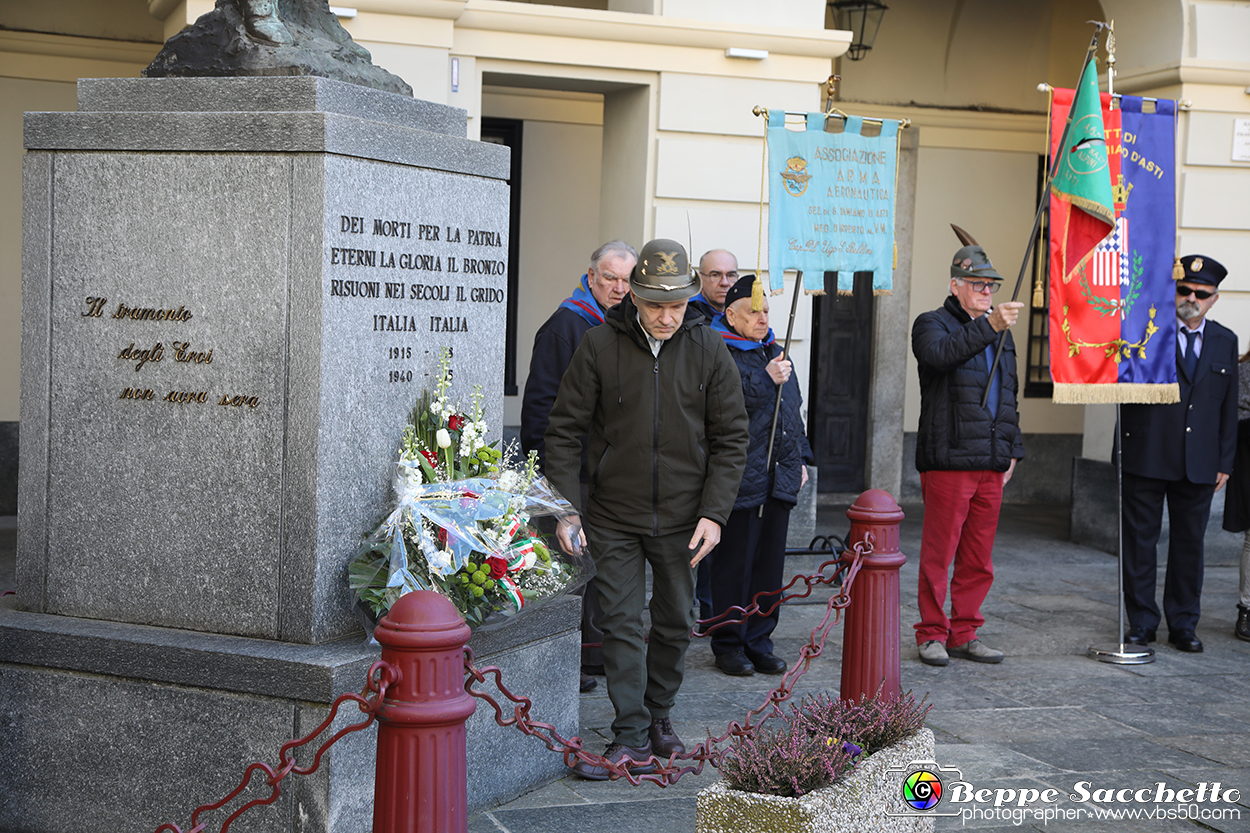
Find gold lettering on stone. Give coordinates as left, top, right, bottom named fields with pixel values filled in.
left=218, top=394, right=260, bottom=409
left=117, top=342, right=164, bottom=371
left=163, top=390, right=209, bottom=404
left=111, top=303, right=192, bottom=323
left=119, top=387, right=155, bottom=401
left=171, top=342, right=213, bottom=364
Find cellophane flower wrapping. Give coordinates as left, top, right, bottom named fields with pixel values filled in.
left=349, top=348, right=592, bottom=635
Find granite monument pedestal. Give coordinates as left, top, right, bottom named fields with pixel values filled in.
left=5, top=76, right=576, bottom=833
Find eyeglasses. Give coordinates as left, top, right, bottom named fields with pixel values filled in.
left=700, top=270, right=739, bottom=282
left=956, top=278, right=1001, bottom=294
left=1176, top=285, right=1214, bottom=300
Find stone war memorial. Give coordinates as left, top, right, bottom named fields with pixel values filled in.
left=2, top=2, right=579, bottom=830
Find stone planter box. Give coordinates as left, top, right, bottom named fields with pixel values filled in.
left=696, top=728, right=936, bottom=833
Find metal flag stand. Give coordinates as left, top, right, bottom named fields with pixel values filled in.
left=983, top=20, right=1152, bottom=663
left=1081, top=22, right=1153, bottom=665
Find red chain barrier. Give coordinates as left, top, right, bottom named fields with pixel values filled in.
left=463, top=537, right=871, bottom=786
left=153, top=659, right=399, bottom=833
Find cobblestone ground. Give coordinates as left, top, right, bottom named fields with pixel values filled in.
left=467, top=502, right=1250, bottom=833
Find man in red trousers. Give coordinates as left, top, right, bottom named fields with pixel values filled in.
left=910, top=240, right=1025, bottom=666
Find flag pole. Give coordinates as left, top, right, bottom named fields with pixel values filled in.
left=981, top=25, right=1105, bottom=409
left=1085, top=20, right=1154, bottom=665
left=760, top=271, right=804, bottom=518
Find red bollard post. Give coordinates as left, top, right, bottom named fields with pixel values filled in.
left=840, top=489, right=907, bottom=703
left=372, top=590, right=476, bottom=833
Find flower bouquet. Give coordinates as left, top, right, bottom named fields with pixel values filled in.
left=349, top=348, right=591, bottom=633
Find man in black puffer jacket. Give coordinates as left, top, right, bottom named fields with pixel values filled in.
left=706, top=275, right=814, bottom=677
left=911, top=242, right=1025, bottom=668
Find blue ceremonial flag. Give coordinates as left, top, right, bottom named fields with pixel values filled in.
left=767, top=112, right=899, bottom=295
left=1048, top=89, right=1179, bottom=404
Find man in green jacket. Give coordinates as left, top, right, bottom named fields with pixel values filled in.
left=546, top=238, right=750, bottom=779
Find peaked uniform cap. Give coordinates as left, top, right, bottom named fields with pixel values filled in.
left=1179, top=254, right=1227, bottom=288
left=950, top=245, right=1003, bottom=281
left=631, top=238, right=699, bottom=302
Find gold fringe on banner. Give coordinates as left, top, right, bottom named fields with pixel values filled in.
left=1051, top=382, right=1180, bottom=405
left=1172, top=257, right=1184, bottom=281
left=873, top=289, right=893, bottom=296
left=806, top=288, right=827, bottom=297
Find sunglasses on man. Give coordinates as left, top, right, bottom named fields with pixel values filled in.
left=1176, top=285, right=1215, bottom=300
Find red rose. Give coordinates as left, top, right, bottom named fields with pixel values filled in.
left=487, top=557, right=507, bottom=580
left=437, top=526, right=448, bottom=547
left=448, top=414, right=466, bottom=431
left=420, top=449, right=439, bottom=468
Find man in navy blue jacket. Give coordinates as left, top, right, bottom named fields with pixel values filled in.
left=520, top=240, right=637, bottom=688
left=1120, top=255, right=1238, bottom=653
left=707, top=275, right=813, bottom=676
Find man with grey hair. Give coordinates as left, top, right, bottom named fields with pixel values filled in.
left=521, top=239, right=637, bottom=690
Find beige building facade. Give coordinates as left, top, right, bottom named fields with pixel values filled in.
left=2, top=0, right=1249, bottom=509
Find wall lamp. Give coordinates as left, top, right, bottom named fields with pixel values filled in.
left=828, top=1, right=888, bottom=60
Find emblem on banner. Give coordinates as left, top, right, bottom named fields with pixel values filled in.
left=780, top=156, right=811, bottom=197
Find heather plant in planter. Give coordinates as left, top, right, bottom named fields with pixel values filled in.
left=719, top=716, right=861, bottom=798
left=798, top=688, right=931, bottom=756
left=700, top=690, right=936, bottom=833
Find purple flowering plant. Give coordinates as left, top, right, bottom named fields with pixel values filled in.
left=719, top=687, right=931, bottom=797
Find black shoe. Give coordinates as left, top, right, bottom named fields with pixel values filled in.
left=579, top=673, right=598, bottom=693
left=1124, top=625, right=1156, bottom=646
left=1168, top=629, right=1203, bottom=652
left=569, top=741, right=656, bottom=780
left=745, top=651, right=787, bottom=675
left=647, top=716, right=685, bottom=757
left=1236, top=605, right=1250, bottom=643
left=714, top=650, right=755, bottom=676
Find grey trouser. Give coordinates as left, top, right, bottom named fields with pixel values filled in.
left=585, top=523, right=696, bottom=748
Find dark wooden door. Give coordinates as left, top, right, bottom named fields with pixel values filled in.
left=808, top=271, right=874, bottom=492
left=480, top=118, right=523, bottom=395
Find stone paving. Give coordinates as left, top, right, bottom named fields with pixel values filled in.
left=3, top=503, right=1247, bottom=832
left=465, top=501, right=1250, bottom=833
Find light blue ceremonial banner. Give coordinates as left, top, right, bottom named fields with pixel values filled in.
left=767, top=112, right=899, bottom=294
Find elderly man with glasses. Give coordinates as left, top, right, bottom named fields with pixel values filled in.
left=1119, top=255, right=1238, bottom=654
left=910, top=240, right=1026, bottom=667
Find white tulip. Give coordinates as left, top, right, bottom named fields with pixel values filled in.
left=436, top=428, right=452, bottom=448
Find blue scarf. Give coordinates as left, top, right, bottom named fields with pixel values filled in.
left=557, top=274, right=606, bottom=325
left=711, top=314, right=775, bottom=351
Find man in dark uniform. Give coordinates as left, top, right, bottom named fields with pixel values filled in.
left=1120, top=255, right=1237, bottom=653
left=520, top=240, right=637, bottom=691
